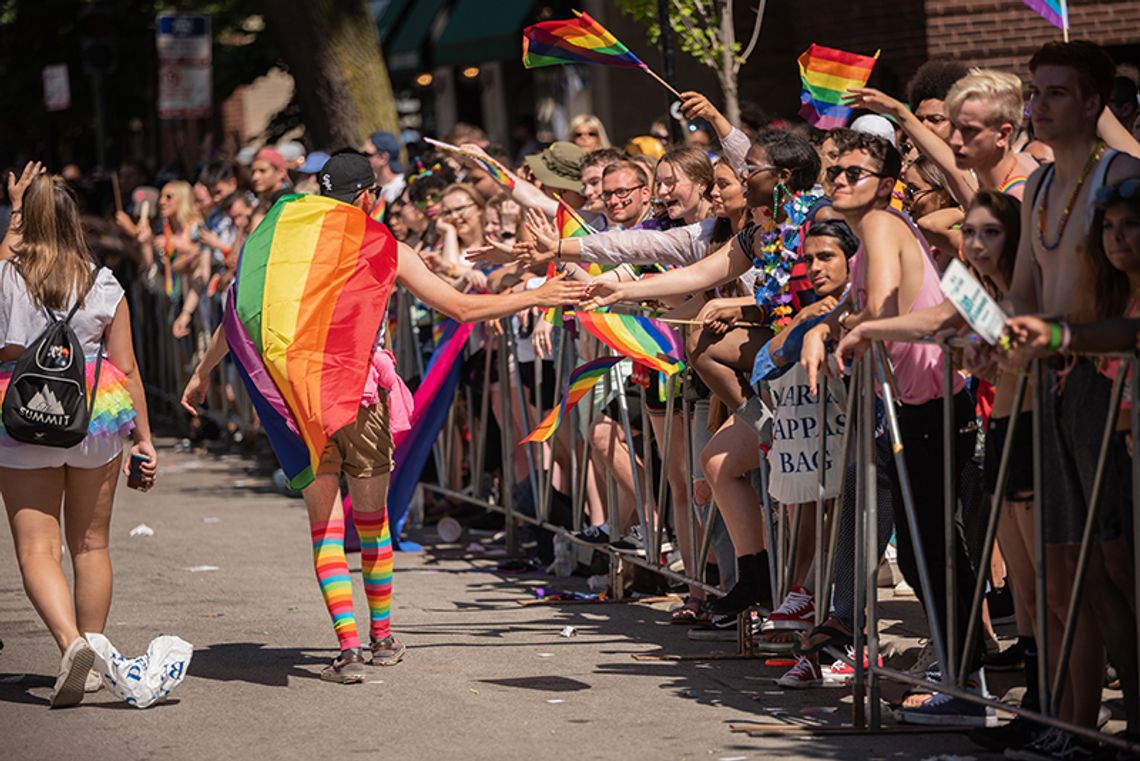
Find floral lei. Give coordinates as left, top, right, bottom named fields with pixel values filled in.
left=752, top=186, right=822, bottom=333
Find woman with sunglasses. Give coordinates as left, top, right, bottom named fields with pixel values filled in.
left=568, top=114, right=610, bottom=153
left=903, top=155, right=963, bottom=270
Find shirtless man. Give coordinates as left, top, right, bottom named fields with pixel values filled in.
left=999, top=41, right=1140, bottom=759
left=799, top=129, right=990, bottom=727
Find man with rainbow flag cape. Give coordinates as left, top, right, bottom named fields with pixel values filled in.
left=180, top=150, right=586, bottom=685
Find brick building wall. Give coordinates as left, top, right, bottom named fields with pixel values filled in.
left=734, top=0, right=1140, bottom=119
left=926, top=0, right=1140, bottom=74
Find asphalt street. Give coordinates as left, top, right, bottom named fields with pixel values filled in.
left=1, top=444, right=1003, bottom=760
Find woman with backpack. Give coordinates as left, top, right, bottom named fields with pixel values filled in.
left=0, top=168, right=157, bottom=708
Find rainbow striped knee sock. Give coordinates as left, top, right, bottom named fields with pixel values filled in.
left=353, top=508, right=393, bottom=642
left=311, top=517, right=360, bottom=651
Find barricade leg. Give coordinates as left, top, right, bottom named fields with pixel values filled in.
left=814, top=375, right=829, bottom=627
left=853, top=354, right=869, bottom=729
left=942, top=348, right=958, bottom=685
left=1032, top=359, right=1051, bottom=715
left=498, top=332, right=516, bottom=556
left=958, top=372, right=1029, bottom=687
left=865, top=355, right=882, bottom=729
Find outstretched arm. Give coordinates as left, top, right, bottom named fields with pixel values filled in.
left=582, top=236, right=751, bottom=308
left=845, top=88, right=977, bottom=205
left=459, top=143, right=558, bottom=217
left=396, top=241, right=585, bottom=322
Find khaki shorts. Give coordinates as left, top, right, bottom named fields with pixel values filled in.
left=316, top=392, right=393, bottom=479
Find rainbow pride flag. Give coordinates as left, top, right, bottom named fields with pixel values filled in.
left=424, top=137, right=517, bottom=190
left=798, top=44, right=879, bottom=130
left=555, top=195, right=595, bottom=239
left=369, top=195, right=387, bottom=223
left=1023, top=0, right=1068, bottom=30
left=223, top=194, right=399, bottom=491
left=575, top=311, right=684, bottom=375
left=523, top=10, right=645, bottom=70
left=521, top=356, right=623, bottom=443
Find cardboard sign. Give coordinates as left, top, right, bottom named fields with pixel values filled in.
left=939, top=258, right=1007, bottom=344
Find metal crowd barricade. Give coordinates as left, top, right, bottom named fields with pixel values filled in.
left=839, top=339, right=1140, bottom=755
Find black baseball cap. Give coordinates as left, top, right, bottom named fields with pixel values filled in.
left=318, top=151, right=375, bottom=203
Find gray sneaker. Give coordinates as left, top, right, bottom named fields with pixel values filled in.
left=369, top=636, right=406, bottom=667
left=320, top=649, right=367, bottom=684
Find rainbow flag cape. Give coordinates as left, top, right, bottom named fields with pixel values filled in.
left=1023, top=0, right=1068, bottom=30
left=424, top=137, right=516, bottom=190
left=223, top=194, right=399, bottom=491
left=523, top=10, right=645, bottom=70
left=575, top=311, right=684, bottom=375
left=797, top=44, right=879, bottom=130
left=521, top=355, right=622, bottom=443
left=387, top=319, right=475, bottom=550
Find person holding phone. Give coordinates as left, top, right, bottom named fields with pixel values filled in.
left=0, top=166, right=157, bottom=709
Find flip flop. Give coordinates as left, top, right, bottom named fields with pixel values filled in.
left=794, top=623, right=852, bottom=657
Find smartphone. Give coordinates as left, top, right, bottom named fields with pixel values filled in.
left=127, top=453, right=150, bottom=490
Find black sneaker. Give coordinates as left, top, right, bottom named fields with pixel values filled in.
left=1004, top=727, right=1097, bottom=760
left=687, top=613, right=743, bottom=642
left=611, top=526, right=645, bottom=551
left=986, top=639, right=1027, bottom=672
left=574, top=525, right=610, bottom=544
left=970, top=717, right=1044, bottom=753
left=708, top=578, right=773, bottom=618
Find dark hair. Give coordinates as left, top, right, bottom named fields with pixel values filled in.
left=582, top=147, right=626, bottom=172
left=738, top=100, right=770, bottom=133
left=807, top=220, right=859, bottom=259
left=1083, top=185, right=1140, bottom=321
left=1029, top=40, right=1116, bottom=111
left=907, top=60, right=970, bottom=108
left=406, top=163, right=454, bottom=204
left=829, top=128, right=903, bottom=180
left=198, top=159, right=236, bottom=188
left=753, top=129, right=821, bottom=193
left=965, top=190, right=1020, bottom=298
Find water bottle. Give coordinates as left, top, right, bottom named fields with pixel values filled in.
left=553, top=536, right=574, bottom=577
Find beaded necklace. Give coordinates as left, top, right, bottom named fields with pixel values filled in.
left=1037, top=139, right=1105, bottom=251
left=751, top=185, right=821, bottom=333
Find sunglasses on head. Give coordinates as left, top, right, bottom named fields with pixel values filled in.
left=1094, top=178, right=1140, bottom=206
left=825, top=164, right=887, bottom=185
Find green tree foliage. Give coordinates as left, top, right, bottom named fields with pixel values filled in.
left=615, top=0, right=766, bottom=125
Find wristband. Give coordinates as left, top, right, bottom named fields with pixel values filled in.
left=1047, top=322, right=1063, bottom=352
left=1059, top=321, right=1072, bottom=352
left=556, top=238, right=562, bottom=260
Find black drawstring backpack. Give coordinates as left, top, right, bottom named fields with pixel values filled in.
left=2, top=272, right=103, bottom=448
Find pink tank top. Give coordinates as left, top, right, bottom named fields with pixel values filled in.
left=850, top=208, right=965, bottom=406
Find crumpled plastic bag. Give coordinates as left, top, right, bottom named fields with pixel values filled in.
left=85, top=633, right=193, bottom=708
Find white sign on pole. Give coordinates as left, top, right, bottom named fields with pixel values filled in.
left=939, top=259, right=1008, bottom=345
left=156, top=13, right=212, bottom=120
left=42, top=64, right=70, bottom=112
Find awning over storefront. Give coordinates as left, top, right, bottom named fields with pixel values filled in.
left=376, top=0, right=412, bottom=44
left=433, top=0, right=536, bottom=67
left=385, top=0, right=449, bottom=72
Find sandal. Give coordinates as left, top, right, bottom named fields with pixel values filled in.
left=670, top=597, right=705, bottom=625
left=794, top=622, right=853, bottom=657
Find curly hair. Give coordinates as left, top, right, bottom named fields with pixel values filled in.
left=907, top=60, right=970, bottom=108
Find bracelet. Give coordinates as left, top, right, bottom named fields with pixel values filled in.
left=1047, top=322, right=1063, bottom=352
left=1059, top=321, right=1072, bottom=352
left=556, top=238, right=562, bottom=260
left=10, top=207, right=20, bottom=215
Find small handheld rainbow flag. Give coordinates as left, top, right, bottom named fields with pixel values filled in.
left=576, top=311, right=685, bottom=375
left=521, top=355, right=623, bottom=443
left=223, top=194, right=399, bottom=491
left=554, top=195, right=595, bottom=239
left=1023, top=0, right=1068, bottom=31
left=523, top=10, right=644, bottom=70
left=369, top=195, right=387, bottom=223
left=798, top=44, right=879, bottom=130
left=424, top=137, right=516, bottom=190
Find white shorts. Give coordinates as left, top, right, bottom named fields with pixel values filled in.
left=0, top=435, right=125, bottom=470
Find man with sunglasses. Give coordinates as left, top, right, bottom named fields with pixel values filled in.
left=801, top=128, right=991, bottom=728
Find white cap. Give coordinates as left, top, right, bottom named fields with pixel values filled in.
left=850, top=115, right=897, bottom=148
left=277, top=140, right=306, bottom=166
left=236, top=146, right=258, bottom=166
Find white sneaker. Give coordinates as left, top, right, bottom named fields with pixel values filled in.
left=761, top=586, right=814, bottom=631
left=776, top=656, right=823, bottom=689
left=50, top=638, right=95, bottom=708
